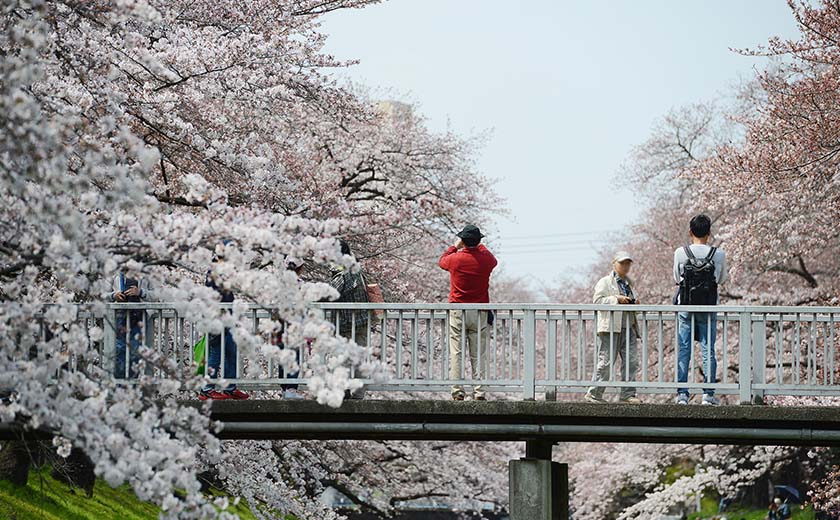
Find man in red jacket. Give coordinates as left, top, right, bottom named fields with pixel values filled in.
left=439, top=225, right=498, bottom=401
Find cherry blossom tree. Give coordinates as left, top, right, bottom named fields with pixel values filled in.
left=1, top=0, right=503, bottom=517
left=551, top=2, right=840, bottom=517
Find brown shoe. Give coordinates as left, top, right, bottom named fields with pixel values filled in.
left=452, top=394, right=465, bottom=401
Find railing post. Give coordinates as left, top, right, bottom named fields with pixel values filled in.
left=738, top=312, right=752, bottom=405
left=523, top=309, right=536, bottom=400
left=546, top=312, right=557, bottom=401
left=102, top=304, right=115, bottom=379
left=752, top=317, right=766, bottom=405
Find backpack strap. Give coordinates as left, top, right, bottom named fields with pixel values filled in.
left=683, top=245, right=696, bottom=262
left=695, top=246, right=717, bottom=268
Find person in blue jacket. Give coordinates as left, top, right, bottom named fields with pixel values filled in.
left=200, top=247, right=249, bottom=401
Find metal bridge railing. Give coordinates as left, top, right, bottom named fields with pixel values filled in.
left=82, top=303, right=840, bottom=403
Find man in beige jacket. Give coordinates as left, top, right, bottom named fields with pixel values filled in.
left=585, top=251, right=641, bottom=404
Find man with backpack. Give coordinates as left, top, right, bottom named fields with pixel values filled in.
left=673, top=214, right=728, bottom=405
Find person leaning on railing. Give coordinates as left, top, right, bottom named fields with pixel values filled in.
left=109, top=272, right=156, bottom=379
left=439, top=224, right=498, bottom=402
left=585, top=252, right=642, bottom=404
left=673, top=214, right=728, bottom=406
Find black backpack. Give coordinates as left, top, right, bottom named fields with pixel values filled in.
left=679, top=246, right=718, bottom=305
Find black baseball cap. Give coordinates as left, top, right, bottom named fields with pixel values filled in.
left=456, top=225, right=485, bottom=240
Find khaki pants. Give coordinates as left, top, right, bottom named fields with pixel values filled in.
left=449, top=310, right=488, bottom=398
left=587, top=329, right=639, bottom=399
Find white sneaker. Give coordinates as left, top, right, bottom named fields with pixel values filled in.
left=585, top=393, right=607, bottom=404
left=283, top=389, right=305, bottom=400
left=701, top=394, right=720, bottom=406
left=619, top=396, right=641, bottom=404
left=675, top=394, right=689, bottom=405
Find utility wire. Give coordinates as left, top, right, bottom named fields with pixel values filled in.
left=502, top=247, right=601, bottom=255
left=495, top=239, right=608, bottom=250
left=497, top=229, right=614, bottom=241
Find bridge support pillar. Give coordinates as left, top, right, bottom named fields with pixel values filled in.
left=509, top=441, right=569, bottom=520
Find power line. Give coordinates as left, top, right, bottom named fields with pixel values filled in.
left=497, top=239, right=608, bottom=250
left=496, top=229, right=614, bottom=241
left=502, top=247, right=601, bottom=255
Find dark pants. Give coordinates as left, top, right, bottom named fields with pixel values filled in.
left=204, top=328, right=237, bottom=391
left=114, top=310, right=144, bottom=379
left=115, top=325, right=142, bottom=379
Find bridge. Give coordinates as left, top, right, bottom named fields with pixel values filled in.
left=203, top=399, right=840, bottom=445
left=7, top=301, right=840, bottom=519
left=91, top=301, right=840, bottom=403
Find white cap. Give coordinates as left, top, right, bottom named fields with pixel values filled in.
left=613, top=251, right=633, bottom=263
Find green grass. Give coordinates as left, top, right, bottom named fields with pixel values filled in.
left=688, top=495, right=815, bottom=520
left=662, top=459, right=696, bottom=485
left=0, top=467, right=261, bottom=520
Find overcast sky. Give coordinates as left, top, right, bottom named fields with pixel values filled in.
left=321, top=1, right=800, bottom=288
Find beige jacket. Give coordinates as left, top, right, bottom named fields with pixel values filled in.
left=593, top=273, right=638, bottom=334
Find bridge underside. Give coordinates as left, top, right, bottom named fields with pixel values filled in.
left=197, top=400, right=840, bottom=446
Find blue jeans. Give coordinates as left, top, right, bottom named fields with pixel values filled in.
left=203, top=329, right=237, bottom=392
left=114, top=325, right=142, bottom=379
left=677, top=312, right=717, bottom=396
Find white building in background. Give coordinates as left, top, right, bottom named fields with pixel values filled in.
left=374, top=100, right=413, bottom=121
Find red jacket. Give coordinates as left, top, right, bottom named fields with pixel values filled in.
left=439, top=245, right=498, bottom=303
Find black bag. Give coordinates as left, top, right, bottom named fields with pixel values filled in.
left=679, top=246, right=718, bottom=305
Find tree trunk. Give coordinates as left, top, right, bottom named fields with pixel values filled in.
left=51, top=447, right=95, bottom=497
left=0, top=441, right=31, bottom=486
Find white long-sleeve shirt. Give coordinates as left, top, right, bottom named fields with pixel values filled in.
left=108, top=273, right=156, bottom=301
left=673, top=244, right=729, bottom=304
left=673, top=244, right=729, bottom=285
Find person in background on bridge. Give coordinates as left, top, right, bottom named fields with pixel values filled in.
left=200, top=246, right=250, bottom=401
left=329, top=239, right=369, bottom=400
left=585, top=252, right=641, bottom=404
left=109, top=272, right=156, bottom=379
left=271, top=259, right=306, bottom=400
left=439, top=224, right=498, bottom=401
left=674, top=214, right=728, bottom=406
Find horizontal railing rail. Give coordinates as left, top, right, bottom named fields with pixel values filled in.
left=18, top=302, right=840, bottom=404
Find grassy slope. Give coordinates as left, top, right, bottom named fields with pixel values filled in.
left=0, top=468, right=259, bottom=520
left=689, top=495, right=815, bottom=520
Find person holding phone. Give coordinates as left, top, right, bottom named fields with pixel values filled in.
left=110, top=272, right=156, bottom=379
left=585, top=252, right=641, bottom=404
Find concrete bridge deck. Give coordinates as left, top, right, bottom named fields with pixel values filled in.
left=198, top=400, right=840, bottom=446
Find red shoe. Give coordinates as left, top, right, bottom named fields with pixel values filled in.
left=223, top=388, right=250, bottom=400
left=198, top=390, right=230, bottom=401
